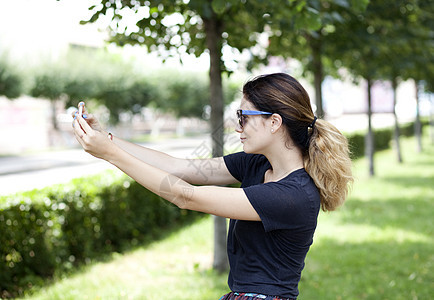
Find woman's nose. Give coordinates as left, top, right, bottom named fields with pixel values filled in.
left=235, top=122, right=243, bottom=133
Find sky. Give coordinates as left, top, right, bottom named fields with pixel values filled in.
left=0, top=0, right=214, bottom=71
left=0, top=0, right=106, bottom=62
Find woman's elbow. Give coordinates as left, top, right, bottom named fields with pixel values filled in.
left=172, top=183, right=196, bottom=210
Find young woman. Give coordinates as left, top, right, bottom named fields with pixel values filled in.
left=72, top=73, right=353, bottom=300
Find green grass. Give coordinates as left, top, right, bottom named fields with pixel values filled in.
left=22, top=134, right=433, bottom=300
left=23, top=217, right=229, bottom=300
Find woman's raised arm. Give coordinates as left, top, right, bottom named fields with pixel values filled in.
left=73, top=115, right=259, bottom=221
left=76, top=104, right=238, bottom=186
left=111, top=136, right=237, bottom=186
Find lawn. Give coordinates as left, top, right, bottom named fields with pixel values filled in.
left=22, top=134, right=433, bottom=300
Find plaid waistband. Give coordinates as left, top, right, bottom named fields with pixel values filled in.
left=219, top=292, right=295, bottom=300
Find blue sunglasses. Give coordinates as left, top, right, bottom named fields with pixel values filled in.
left=237, top=109, right=272, bottom=128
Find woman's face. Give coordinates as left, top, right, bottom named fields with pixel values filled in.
left=236, top=98, right=273, bottom=154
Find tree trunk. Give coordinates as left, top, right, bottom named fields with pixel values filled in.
left=204, top=13, right=228, bottom=273
left=366, top=78, right=375, bottom=177
left=392, top=78, right=402, bottom=163
left=414, top=80, right=422, bottom=152
left=430, top=93, right=434, bottom=144
left=310, top=33, right=324, bottom=118
left=51, top=99, right=59, bottom=131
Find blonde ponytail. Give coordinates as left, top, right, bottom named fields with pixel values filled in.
left=304, top=119, right=353, bottom=211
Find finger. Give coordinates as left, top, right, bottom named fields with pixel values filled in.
left=78, top=102, right=92, bottom=120
left=82, top=113, right=91, bottom=120
left=73, top=123, right=87, bottom=149
left=73, top=118, right=86, bottom=139
left=73, top=110, right=90, bottom=120
left=76, top=114, right=93, bottom=134
left=78, top=101, right=85, bottom=116
left=73, top=128, right=84, bottom=144
left=72, top=113, right=78, bottom=128
left=79, top=101, right=92, bottom=116
left=82, top=104, right=89, bottom=115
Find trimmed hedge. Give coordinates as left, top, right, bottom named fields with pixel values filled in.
left=0, top=171, right=201, bottom=298
left=345, top=121, right=426, bottom=159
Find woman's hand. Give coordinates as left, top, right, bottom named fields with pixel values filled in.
left=73, top=113, right=116, bottom=161
left=72, top=102, right=104, bottom=133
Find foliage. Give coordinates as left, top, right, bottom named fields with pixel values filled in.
left=267, top=0, right=369, bottom=115
left=150, top=70, right=240, bottom=119
left=0, top=171, right=202, bottom=298
left=26, top=46, right=240, bottom=123
left=397, top=0, right=434, bottom=92
left=0, top=54, right=24, bottom=99
left=61, top=47, right=104, bottom=107
left=30, top=69, right=65, bottom=101
left=326, top=0, right=434, bottom=85
left=83, top=1, right=319, bottom=70
left=23, top=216, right=229, bottom=300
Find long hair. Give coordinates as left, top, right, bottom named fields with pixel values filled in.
left=243, top=73, right=353, bottom=211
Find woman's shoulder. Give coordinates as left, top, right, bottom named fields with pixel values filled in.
left=281, top=168, right=313, bottom=185
left=225, top=151, right=268, bottom=165
left=224, top=152, right=270, bottom=183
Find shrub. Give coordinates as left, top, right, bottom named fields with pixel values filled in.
left=0, top=171, right=201, bottom=298
left=345, top=120, right=427, bottom=160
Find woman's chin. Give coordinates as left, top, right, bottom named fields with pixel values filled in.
left=242, top=144, right=253, bottom=154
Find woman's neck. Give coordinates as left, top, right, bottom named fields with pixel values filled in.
left=264, top=144, right=304, bottom=182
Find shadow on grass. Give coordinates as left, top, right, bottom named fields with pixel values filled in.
left=340, top=197, right=433, bottom=234
left=300, top=238, right=433, bottom=300
left=339, top=172, right=433, bottom=235
left=382, top=173, right=434, bottom=188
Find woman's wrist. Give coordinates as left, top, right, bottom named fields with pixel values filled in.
left=101, top=130, right=113, bottom=141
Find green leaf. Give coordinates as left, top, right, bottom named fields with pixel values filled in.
left=294, top=0, right=306, bottom=12
left=211, top=0, right=227, bottom=14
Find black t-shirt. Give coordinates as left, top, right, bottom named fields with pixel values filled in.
left=223, top=152, right=321, bottom=299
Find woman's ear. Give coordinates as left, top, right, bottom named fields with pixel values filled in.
left=270, top=114, right=283, bottom=133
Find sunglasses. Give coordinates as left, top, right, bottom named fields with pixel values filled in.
left=237, top=109, right=272, bottom=128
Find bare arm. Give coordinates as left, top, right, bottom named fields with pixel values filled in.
left=80, top=111, right=238, bottom=186
left=73, top=116, right=259, bottom=221
left=111, top=136, right=235, bottom=185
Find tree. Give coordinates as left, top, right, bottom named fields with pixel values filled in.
left=326, top=0, right=433, bottom=175
left=267, top=0, right=369, bottom=117
left=61, top=46, right=149, bottom=120
left=30, top=64, right=65, bottom=131
left=400, top=0, right=434, bottom=152
left=61, top=47, right=103, bottom=109
left=372, top=0, right=433, bottom=157
left=0, top=54, right=23, bottom=99
left=83, top=0, right=327, bottom=271
left=391, top=77, right=403, bottom=163
left=61, top=47, right=156, bottom=124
